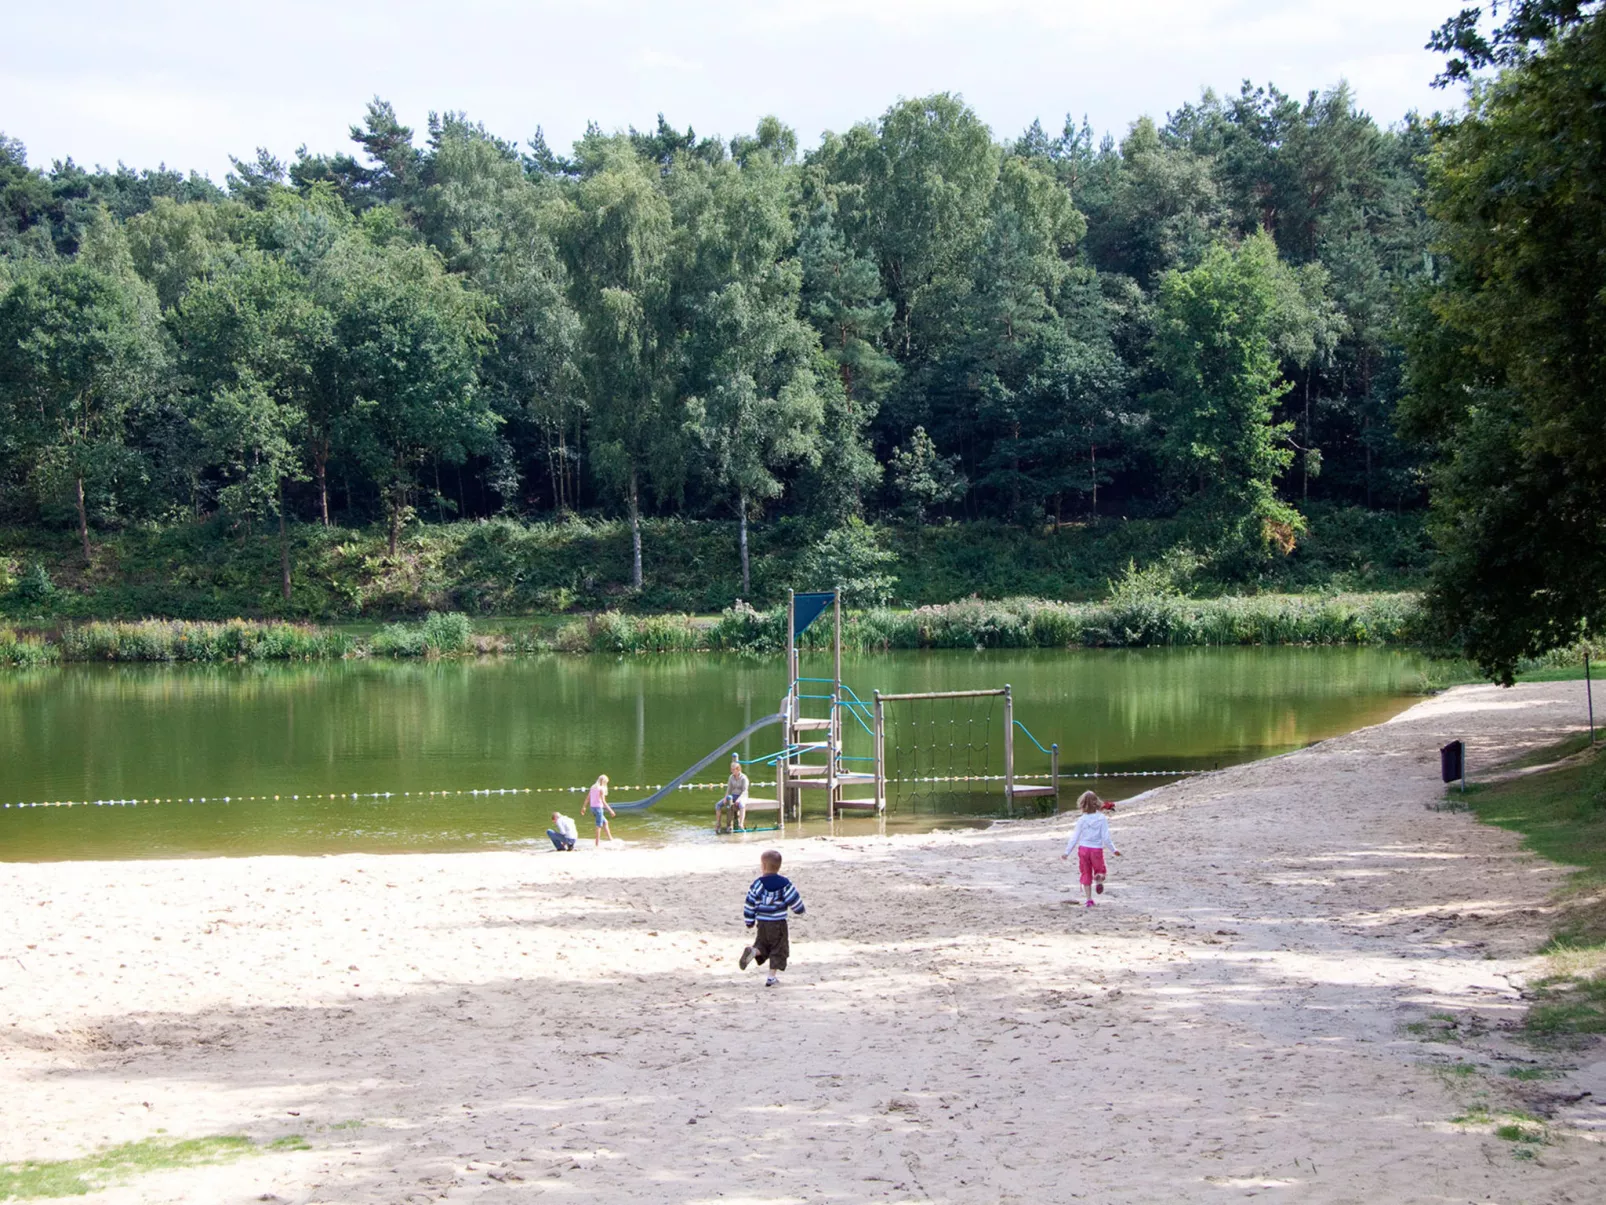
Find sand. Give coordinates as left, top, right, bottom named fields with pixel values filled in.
left=2, top=679, right=1604, bottom=1203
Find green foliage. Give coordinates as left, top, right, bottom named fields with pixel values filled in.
left=0, top=505, right=1430, bottom=621
left=1406, top=10, right=1606, bottom=680
left=800, top=518, right=898, bottom=607
left=2, top=82, right=1435, bottom=594
left=370, top=610, right=473, bottom=656
left=0, top=626, right=56, bottom=666
left=888, top=426, right=965, bottom=522
left=56, top=619, right=354, bottom=662
left=1149, top=232, right=1303, bottom=561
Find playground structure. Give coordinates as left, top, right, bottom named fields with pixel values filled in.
left=612, top=588, right=1060, bottom=828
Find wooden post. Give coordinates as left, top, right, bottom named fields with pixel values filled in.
left=1051, top=742, right=1060, bottom=803
left=874, top=689, right=885, bottom=813
left=1587, top=652, right=1596, bottom=745
left=1003, top=684, right=1015, bottom=812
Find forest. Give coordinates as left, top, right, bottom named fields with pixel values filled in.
left=1, top=0, right=1602, bottom=678
left=0, top=82, right=1427, bottom=585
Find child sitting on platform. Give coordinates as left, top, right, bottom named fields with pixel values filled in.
left=716, top=758, right=750, bottom=833
left=739, top=849, right=805, bottom=987
left=1061, top=790, right=1121, bottom=907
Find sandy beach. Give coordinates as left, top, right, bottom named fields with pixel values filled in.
left=3, top=680, right=1604, bottom=1203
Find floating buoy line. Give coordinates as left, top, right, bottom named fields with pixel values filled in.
left=0, top=767, right=1203, bottom=813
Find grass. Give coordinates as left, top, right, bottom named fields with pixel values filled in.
left=0, top=505, right=1431, bottom=622
left=1504, top=1066, right=1565, bottom=1081
left=1462, top=744, right=1606, bottom=1041
left=0, top=1135, right=271, bottom=1199
left=0, top=592, right=1436, bottom=667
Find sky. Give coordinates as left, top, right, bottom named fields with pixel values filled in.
left=1, top=0, right=1463, bottom=180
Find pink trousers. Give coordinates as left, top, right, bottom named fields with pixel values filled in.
left=1077, top=846, right=1108, bottom=887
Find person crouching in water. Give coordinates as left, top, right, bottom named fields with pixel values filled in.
left=1061, top=790, right=1121, bottom=907
left=716, top=757, right=750, bottom=834
left=547, top=810, right=578, bottom=851
left=739, top=850, right=805, bottom=987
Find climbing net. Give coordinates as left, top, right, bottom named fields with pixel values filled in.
left=885, top=692, right=997, bottom=810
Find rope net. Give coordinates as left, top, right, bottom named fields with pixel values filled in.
left=886, top=694, right=996, bottom=812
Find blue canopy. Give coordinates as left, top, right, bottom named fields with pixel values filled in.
left=792, top=591, right=836, bottom=638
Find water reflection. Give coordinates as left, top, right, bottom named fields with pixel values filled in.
left=0, top=648, right=1432, bottom=860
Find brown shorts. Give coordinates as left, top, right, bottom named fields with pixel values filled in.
left=751, top=920, right=790, bottom=971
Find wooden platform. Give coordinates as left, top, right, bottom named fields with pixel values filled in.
left=792, top=773, right=876, bottom=789
left=834, top=795, right=886, bottom=812
left=1009, top=785, right=1059, bottom=798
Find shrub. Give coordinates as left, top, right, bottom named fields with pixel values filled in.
left=800, top=519, right=898, bottom=607
left=0, top=627, right=57, bottom=667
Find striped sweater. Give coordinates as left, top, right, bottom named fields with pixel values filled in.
left=743, top=873, right=806, bottom=924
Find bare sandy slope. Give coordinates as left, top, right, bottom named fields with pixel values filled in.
left=3, top=680, right=1604, bottom=1204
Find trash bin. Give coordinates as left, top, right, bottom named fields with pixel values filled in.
left=1440, top=740, right=1464, bottom=784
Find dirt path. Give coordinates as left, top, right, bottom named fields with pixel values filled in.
left=2, top=680, right=1603, bottom=1203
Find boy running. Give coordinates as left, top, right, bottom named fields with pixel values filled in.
left=738, top=850, right=805, bottom=987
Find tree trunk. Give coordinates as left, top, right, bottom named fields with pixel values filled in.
left=388, top=488, right=403, bottom=558
left=279, top=482, right=292, bottom=604
left=628, top=470, right=643, bottom=591
left=75, top=474, right=91, bottom=565
left=738, top=495, right=750, bottom=598
left=1303, top=374, right=1312, bottom=502
left=315, top=442, right=330, bottom=527
left=1090, top=444, right=1098, bottom=516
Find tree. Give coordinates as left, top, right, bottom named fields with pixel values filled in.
left=1403, top=6, right=1606, bottom=680
left=796, top=207, right=896, bottom=521
left=888, top=426, right=964, bottom=522
left=559, top=144, right=678, bottom=589
left=1081, top=117, right=1222, bottom=288
left=674, top=134, right=824, bottom=595
left=813, top=95, right=999, bottom=361
left=1148, top=232, right=1301, bottom=558
left=173, top=253, right=323, bottom=600
left=0, top=232, right=165, bottom=562
left=418, top=116, right=581, bottom=513
left=322, top=228, right=495, bottom=555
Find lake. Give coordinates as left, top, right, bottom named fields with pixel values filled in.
left=0, top=647, right=1434, bottom=860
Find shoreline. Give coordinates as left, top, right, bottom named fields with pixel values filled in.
left=2, top=681, right=1604, bottom=1201
left=2, top=594, right=1426, bottom=665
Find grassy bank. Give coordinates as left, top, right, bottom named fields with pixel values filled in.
left=1463, top=742, right=1606, bottom=1040
left=0, top=504, right=1430, bottom=622
left=0, top=594, right=1427, bottom=665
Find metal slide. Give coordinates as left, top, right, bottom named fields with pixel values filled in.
left=609, top=713, right=785, bottom=811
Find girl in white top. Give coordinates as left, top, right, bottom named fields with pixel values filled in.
left=1061, top=790, right=1121, bottom=907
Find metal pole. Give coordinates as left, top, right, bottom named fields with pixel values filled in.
left=874, top=690, right=885, bottom=813
left=1003, top=684, right=1015, bottom=812
left=831, top=586, right=842, bottom=821
left=1588, top=652, right=1596, bottom=745
left=785, top=589, right=794, bottom=822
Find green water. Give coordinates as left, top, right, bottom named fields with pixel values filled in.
left=0, top=648, right=1433, bottom=860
